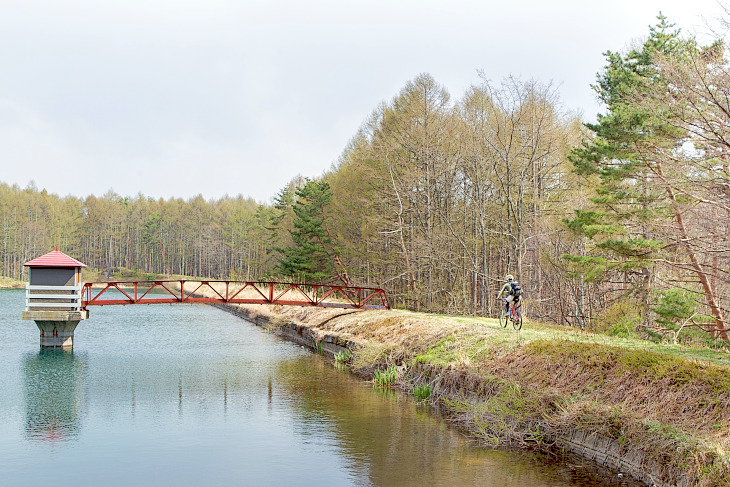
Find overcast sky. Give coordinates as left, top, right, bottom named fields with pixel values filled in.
left=1, top=0, right=727, bottom=203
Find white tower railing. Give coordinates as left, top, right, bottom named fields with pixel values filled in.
left=25, top=284, right=83, bottom=311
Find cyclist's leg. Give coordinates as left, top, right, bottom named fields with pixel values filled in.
left=513, top=307, right=523, bottom=330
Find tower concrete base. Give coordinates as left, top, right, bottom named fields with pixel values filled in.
left=22, top=311, right=89, bottom=348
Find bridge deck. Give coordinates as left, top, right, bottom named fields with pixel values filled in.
left=81, top=281, right=390, bottom=310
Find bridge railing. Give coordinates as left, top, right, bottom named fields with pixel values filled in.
left=26, top=284, right=84, bottom=312
left=81, top=281, right=390, bottom=310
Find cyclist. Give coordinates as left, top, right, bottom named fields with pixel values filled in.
left=497, top=274, right=522, bottom=314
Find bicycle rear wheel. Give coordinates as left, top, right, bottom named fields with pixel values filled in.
left=512, top=307, right=523, bottom=330
left=499, top=308, right=508, bottom=328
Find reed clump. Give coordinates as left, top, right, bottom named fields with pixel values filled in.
left=373, top=364, right=399, bottom=388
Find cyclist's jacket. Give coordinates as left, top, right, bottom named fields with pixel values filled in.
left=498, top=281, right=523, bottom=299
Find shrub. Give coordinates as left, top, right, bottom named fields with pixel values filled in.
left=595, top=298, right=641, bottom=337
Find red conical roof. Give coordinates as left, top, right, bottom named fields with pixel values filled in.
left=24, top=248, right=86, bottom=268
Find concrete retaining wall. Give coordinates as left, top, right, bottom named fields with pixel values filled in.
left=557, top=430, right=686, bottom=487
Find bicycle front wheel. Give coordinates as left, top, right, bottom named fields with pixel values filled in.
left=512, top=307, right=523, bottom=330
left=499, top=308, right=508, bottom=328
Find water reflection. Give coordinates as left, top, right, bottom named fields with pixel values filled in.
left=23, top=349, right=86, bottom=443
left=274, top=357, right=482, bottom=486
left=273, top=357, right=632, bottom=487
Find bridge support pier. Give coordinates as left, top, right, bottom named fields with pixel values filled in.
left=22, top=311, right=89, bottom=348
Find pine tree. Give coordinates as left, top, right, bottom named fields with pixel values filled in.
left=565, top=16, right=729, bottom=339
left=273, top=179, right=337, bottom=283
left=565, top=17, right=681, bottom=325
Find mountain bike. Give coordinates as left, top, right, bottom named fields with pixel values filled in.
left=499, top=298, right=523, bottom=330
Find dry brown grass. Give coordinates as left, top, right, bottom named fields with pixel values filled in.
left=0, top=276, right=24, bottom=289
left=508, top=341, right=730, bottom=440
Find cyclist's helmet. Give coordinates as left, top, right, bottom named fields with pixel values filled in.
left=505, top=274, right=513, bottom=281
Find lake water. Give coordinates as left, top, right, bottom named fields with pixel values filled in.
left=0, top=289, right=627, bottom=486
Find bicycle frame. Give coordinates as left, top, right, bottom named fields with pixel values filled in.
left=499, top=297, right=523, bottom=330
left=508, top=300, right=519, bottom=318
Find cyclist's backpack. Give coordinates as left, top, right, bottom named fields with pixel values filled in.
left=509, top=281, right=523, bottom=297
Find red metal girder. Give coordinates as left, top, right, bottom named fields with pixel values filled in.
left=156, top=282, right=182, bottom=301
left=271, top=284, right=315, bottom=305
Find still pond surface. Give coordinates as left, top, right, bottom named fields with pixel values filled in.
left=0, top=289, right=625, bottom=486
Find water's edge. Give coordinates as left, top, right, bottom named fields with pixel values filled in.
left=210, top=303, right=653, bottom=487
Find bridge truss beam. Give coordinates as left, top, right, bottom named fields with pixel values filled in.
left=81, top=281, right=390, bottom=310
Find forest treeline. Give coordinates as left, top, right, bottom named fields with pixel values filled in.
left=3, top=17, right=730, bottom=341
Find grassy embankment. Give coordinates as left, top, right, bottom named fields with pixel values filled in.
left=0, top=276, right=24, bottom=289
left=220, top=300, right=730, bottom=487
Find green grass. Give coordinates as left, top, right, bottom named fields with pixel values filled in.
left=415, top=333, right=493, bottom=366
left=464, top=315, right=730, bottom=369
left=413, top=383, right=432, bottom=402
left=373, top=364, right=398, bottom=388
left=334, top=350, right=352, bottom=363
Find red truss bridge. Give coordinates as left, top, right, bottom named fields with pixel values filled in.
left=81, top=281, right=390, bottom=310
